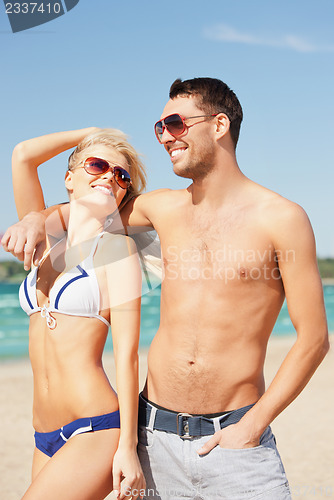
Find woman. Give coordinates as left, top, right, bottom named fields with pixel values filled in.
left=14, top=128, right=146, bottom=499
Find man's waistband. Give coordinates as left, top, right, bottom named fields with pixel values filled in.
left=138, top=394, right=254, bottom=439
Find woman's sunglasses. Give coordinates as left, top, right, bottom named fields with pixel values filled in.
left=79, top=157, right=131, bottom=190
left=154, top=113, right=218, bottom=143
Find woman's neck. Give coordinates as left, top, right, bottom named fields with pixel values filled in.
left=66, top=200, right=124, bottom=247
left=66, top=201, right=105, bottom=246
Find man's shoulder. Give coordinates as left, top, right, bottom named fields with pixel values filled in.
left=139, top=187, right=184, bottom=199
left=135, top=188, right=186, bottom=208
left=250, top=183, right=307, bottom=221
left=250, top=184, right=311, bottom=243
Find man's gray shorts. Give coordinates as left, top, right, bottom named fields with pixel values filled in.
left=137, top=397, right=291, bottom=500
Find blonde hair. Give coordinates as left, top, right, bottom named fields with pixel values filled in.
left=68, top=128, right=146, bottom=207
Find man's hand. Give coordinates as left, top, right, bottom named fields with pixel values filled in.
left=197, top=421, right=260, bottom=455
left=1, top=212, right=46, bottom=270
left=112, top=446, right=146, bottom=499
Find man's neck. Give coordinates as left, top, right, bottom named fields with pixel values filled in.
left=189, top=154, right=247, bottom=208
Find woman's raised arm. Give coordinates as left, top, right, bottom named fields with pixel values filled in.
left=12, top=127, right=98, bottom=219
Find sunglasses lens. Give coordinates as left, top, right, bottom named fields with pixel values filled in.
left=154, top=114, right=185, bottom=142
left=84, top=158, right=109, bottom=175
left=113, top=168, right=131, bottom=189
left=155, top=121, right=164, bottom=142
left=164, top=114, right=184, bottom=135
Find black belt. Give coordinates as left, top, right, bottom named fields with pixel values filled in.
left=138, top=395, right=254, bottom=439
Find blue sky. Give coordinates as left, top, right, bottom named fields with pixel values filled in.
left=1, top=0, right=333, bottom=257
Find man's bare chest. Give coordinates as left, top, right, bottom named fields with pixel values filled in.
left=158, top=218, right=280, bottom=285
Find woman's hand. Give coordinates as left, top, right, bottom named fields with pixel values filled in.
left=112, top=446, right=146, bottom=499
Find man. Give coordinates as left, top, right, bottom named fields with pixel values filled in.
left=2, top=78, right=329, bottom=499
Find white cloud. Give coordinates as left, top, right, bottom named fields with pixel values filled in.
left=203, top=24, right=334, bottom=53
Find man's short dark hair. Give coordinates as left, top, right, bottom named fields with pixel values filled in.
left=169, top=77, right=243, bottom=149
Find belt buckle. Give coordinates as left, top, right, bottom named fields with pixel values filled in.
left=176, top=412, right=193, bottom=439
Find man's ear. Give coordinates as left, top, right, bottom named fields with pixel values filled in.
left=215, top=113, right=230, bottom=140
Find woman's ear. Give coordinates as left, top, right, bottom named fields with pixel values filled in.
left=64, top=170, right=74, bottom=192
left=215, top=113, right=230, bottom=140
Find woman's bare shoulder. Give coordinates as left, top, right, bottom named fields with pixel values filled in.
left=95, top=233, right=137, bottom=266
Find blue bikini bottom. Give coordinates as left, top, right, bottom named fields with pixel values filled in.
left=34, top=410, right=120, bottom=457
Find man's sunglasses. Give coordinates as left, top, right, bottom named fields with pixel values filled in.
left=78, top=157, right=131, bottom=190
left=154, top=113, right=218, bottom=143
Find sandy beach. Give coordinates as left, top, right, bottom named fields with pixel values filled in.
left=0, top=336, right=333, bottom=500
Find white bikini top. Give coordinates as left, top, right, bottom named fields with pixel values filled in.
left=19, top=232, right=110, bottom=330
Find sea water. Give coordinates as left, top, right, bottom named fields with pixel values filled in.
left=1, top=282, right=333, bottom=360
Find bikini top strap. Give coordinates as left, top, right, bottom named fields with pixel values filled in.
left=86, top=231, right=107, bottom=263
left=36, top=237, right=65, bottom=268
